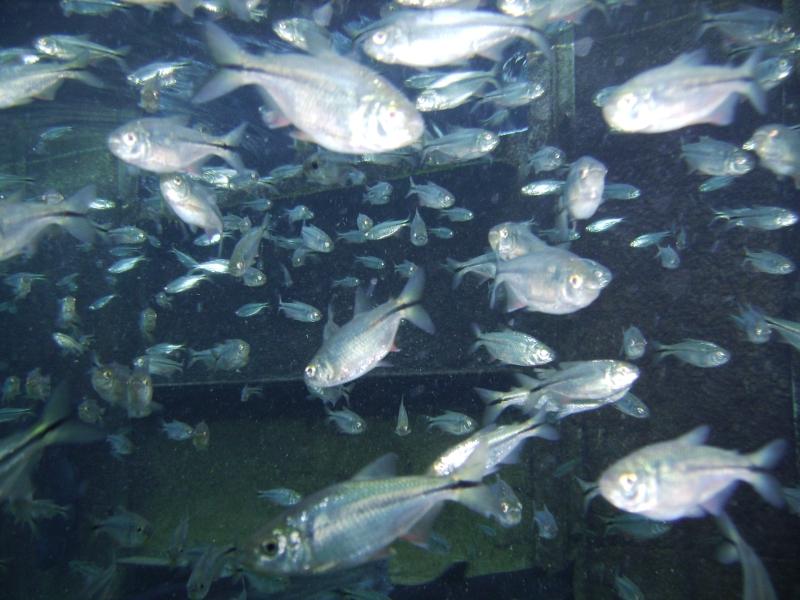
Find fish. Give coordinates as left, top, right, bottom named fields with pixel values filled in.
left=520, top=179, right=564, bottom=196
left=421, top=128, right=499, bottom=164
left=564, top=156, right=607, bottom=220
left=0, top=408, right=34, bottom=424
left=34, top=34, right=130, bottom=69
left=0, top=185, right=97, bottom=262
left=428, top=411, right=558, bottom=477
left=529, top=146, right=565, bottom=173
left=235, top=302, right=270, bottom=318
left=108, top=116, right=246, bottom=174
left=240, top=385, right=263, bottom=403
left=52, top=332, right=91, bottom=355
left=438, top=208, right=473, bottom=222
left=652, top=339, right=730, bottom=367
left=429, top=226, right=454, bottom=239
left=612, top=391, right=650, bottom=419
left=278, top=298, right=322, bottom=322
left=743, top=248, right=796, bottom=275
left=325, top=406, right=366, bottom=434
left=599, top=425, right=786, bottom=520
left=161, top=419, right=194, bottom=441
left=586, top=217, right=624, bottom=233
left=194, top=24, right=423, bottom=154
left=533, top=503, right=558, bottom=539
left=394, top=260, right=419, bottom=278
left=304, top=269, right=434, bottom=388
left=0, top=383, right=101, bottom=501
left=699, top=174, right=736, bottom=192
left=93, top=507, right=152, bottom=547
left=603, top=183, right=641, bottom=200
left=107, top=255, right=146, bottom=274
left=356, top=213, right=373, bottom=232
left=409, top=209, right=428, bottom=247
left=698, top=4, right=795, bottom=46
left=159, top=174, right=223, bottom=242
left=258, top=487, right=302, bottom=507
left=655, top=244, right=680, bottom=269
left=711, top=205, right=798, bottom=231
left=407, top=178, right=455, bottom=209
left=0, top=59, right=104, bottom=109
left=425, top=411, right=476, bottom=435
left=602, top=50, right=766, bottom=133
left=471, top=325, right=555, bottom=367
left=731, top=304, right=771, bottom=343
left=354, top=255, right=385, bottom=270
left=630, top=231, right=670, bottom=248
left=186, top=544, right=236, bottom=600
left=360, top=9, right=552, bottom=67
left=603, top=513, right=671, bottom=540
left=743, top=124, right=800, bottom=188
left=285, top=205, right=314, bottom=223
left=395, top=398, right=410, bottom=436
left=681, top=136, right=755, bottom=176
left=363, top=182, right=393, bottom=205
left=301, top=223, right=334, bottom=253
left=164, top=273, right=208, bottom=294
left=107, top=431, right=133, bottom=459
left=614, top=573, right=645, bottom=600
left=715, top=510, right=779, bottom=600
left=242, top=445, right=507, bottom=575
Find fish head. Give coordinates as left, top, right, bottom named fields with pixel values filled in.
left=361, top=93, right=424, bottom=153
left=160, top=173, right=190, bottom=201
left=33, top=36, right=59, bottom=57
left=707, top=348, right=730, bottom=366
left=559, top=258, right=611, bottom=307
left=725, top=150, right=755, bottom=175
left=776, top=211, right=798, bottom=227
left=602, top=89, right=653, bottom=133
left=304, top=357, right=336, bottom=388
left=607, top=361, right=640, bottom=389
left=477, top=131, right=500, bottom=153
left=108, top=122, right=151, bottom=166
left=362, top=23, right=408, bottom=64
left=533, top=345, right=555, bottom=364
left=598, top=456, right=659, bottom=515
left=245, top=524, right=309, bottom=575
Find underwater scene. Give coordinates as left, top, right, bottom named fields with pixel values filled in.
left=0, top=0, right=799, bottom=598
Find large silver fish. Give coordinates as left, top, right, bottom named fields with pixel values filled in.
left=599, top=426, right=785, bottom=521
left=194, top=24, right=423, bottom=154
left=108, top=115, right=246, bottom=174
left=361, top=9, right=551, bottom=67
left=304, top=269, right=434, bottom=388
left=602, top=50, right=766, bottom=133
left=0, top=60, right=103, bottom=109
left=0, top=185, right=97, bottom=262
left=243, top=445, right=504, bottom=575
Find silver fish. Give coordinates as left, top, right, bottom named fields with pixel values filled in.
left=599, top=425, right=786, bottom=520
left=395, top=398, right=410, bottom=436
left=471, top=325, right=555, bottom=367
left=743, top=248, right=795, bottom=275
left=235, top=302, right=270, bottom=318
left=278, top=299, right=322, bottom=323
left=325, top=406, right=366, bottom=435
left=409, top=209, right=428, bottom=247
left=681, top=136, right=754, bottom=176
left=743, top=124, right=800, bottom=188
left=304, top=269, right=434, bottom=387
left=565, top=156, right=607, bottom=220
left=195, top=24, right=423, bottom=154
left=652, top=339, right=730, bottom=367
left=425, top=411, right=476, bottom=435
left=602, top=50, right=765, bottom=133
left=108, top=115, right=246, bottom=174
left=0, top=59, right=103, bottom=108
left=258, top=487, right=302, bottom=507
left=621, top=325, right=646, bottom=360
left=159, top=174, right=223, bottom=242
left=612, top=391, right=650, bottom=419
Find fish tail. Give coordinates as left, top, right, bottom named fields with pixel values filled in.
left=474, top=387, right=500, bottom=405
left=695, top=2, right=714, bottom=39
left=176, top=0, right=198, bottom=17
left=453, top=482, right=508, bottom=523
left=744, top=438, right=787, bottom=507
left=218, top=122, right=247, bottom=148
left=397, top=269, right=435, bottom=333
left=193, top=69, right=245, bottom=105
left=71, top=70, right=105, bottom=89
left=62, top=185, right=99, bottom=244
left=204, top=23, right=245, bottom=67
left=481, top=400, right=506, bottom=425
left=521, top=412, right=560, bottom=442
left=740, top=48, right=767, bottom=114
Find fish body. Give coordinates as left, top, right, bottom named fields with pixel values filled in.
left=603, top=50, right=766, bottom=133
left=258, top=487, right=302, bottom=506
left=681, top=136, right=754, bottom=176
left=630, top=231, right=669, bottom=248
left=533, top=504, right=558, bottom=539
left=599, top=425, right=786, bottom=520
left=235, top=302, right=270, bottom=317
left=652, top=339, right=730, bottom=367
left=304, top=269, right=434, bottom=387
left=0, top=185, right=97, bottom=262
left=93, top=507, right=152, bottom=547
left=108, top=116, right=246, bottom=174
left=731, top=304, right=771, bottom=343
left=471, top=325, right=555, bottom=366
left=161, top=419, right=194, bottom=441
left=564, top=156, right=607, bottom=220
left=743, top=124, right=800, bottom=188
left=325, top=406, right=366, bottom=434
left=410, top=209, right=428, bottom=246
left=656, top=245, right=680, bottom=269
left=395, top=399, right=410, bottom=436
left=743, top=248, right=795, bottom=275
left=586, top=217, right=624, bottom=233
left=279, top=299, right=322, bottom=322
left=159, top=174, right=223, bottom=241
left=520, top=179, right=564, bottom=196
left=407, top=179, right=455, bottom=209
left=425, top=411, right=476, bottom=435
left=612, top=391, right=650, bottom=419
left=195, top=24, right=423, bottom=154
left=0, top=60, right=103, bottom=108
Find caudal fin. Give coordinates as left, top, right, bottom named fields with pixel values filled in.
left=745, top=438, right=787, bottom=508
left=740, top=49, right=767, bottom=115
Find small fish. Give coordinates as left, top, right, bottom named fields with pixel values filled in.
left=235, top=302, right=270, bottom=317
left=471, top=324, right=555, bottom=367
left=410, top=209, right=428, bottom=247
left=107, top=255, right=146, bottom=274
left=53, top=332, right=90, bottom=355
left=612, top=392, right=650, bottom=419
left=731, top=304, right=771, bottom=344
left=681, top=136, right=754, bottom=177
left=332, top=277, right=361, bottom=288
left=743, top=124, right=800, bottom=189
left=407, top=178, right=455, bottom=209
left=603, top=513, right=671, bottom=540
left=712, top=205, right=798, bottom=231
left=240, top=385, right=263, bottom=403
left=425, top=411, right=476, bottom=435
left=356, top=213, right=373, bottom=232
left=614, top=574, right=645, bottom=600
left=193, top=421, right=210, bottom=450
left=630, top=231, right=670, bottom=248
left=533, top=503, right=558, bottom=540
left=278, top=299, right=322, bottom=322
left=586, top=217, right=624, bottom=233
left=107, top=432, right=133, bottom=459
left=438, top=207, right=473, bottom=222
left=258, top=487, right=302, bottom=507
left=699, top=174, right=736, bottom=192
left=88, top=294, right=117, bottom=311
left=93, top=507, right=152, bottom=547
left=652, top=339, right=730, bottom=368
left=301, top=224, right=333, bottom=253
left=743, top=248, right=796, bottom=275
left=0, top=407, right=34, bottom=423
left=186, top=543, right=236, bottom=600
left=161, top=419, right=194, bottom=441
left=363, top=217, right=409, bottom=241
left=395, top=398, right=410, bottom=436
left=325, top=406, right=366, bottom=434
left=520, top=179, right=564, bottom=196
left=429, top=227, right=454, bottom=239
left=599, top=425, right=786, bottom=520
left=164, top=274, right=208, bottom=294
left=565, top=156, right=607, bottom=220
left=394, top=260, right=418, bottom=278
left=603, top=183, right=641, bottom=200
left=354, top=255, right=385, bottom=270
left=529, top=146, right=565, bottom=173
left=655, top=244, right=680, bottom=269
left=363, top=182, right=393, bottom=206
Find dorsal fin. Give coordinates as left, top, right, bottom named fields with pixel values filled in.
left=351, top=454, right=397, bottom=481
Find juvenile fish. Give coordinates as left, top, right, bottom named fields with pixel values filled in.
left=258, top=488, right=302, bottom=507
left=278, top=299, right=322, bottom=322
left=425, top=411, right=476, bottom=435
left=743, top=248, right=796, bottom=275
left=395, top=398, right=410, bottom=436
left=325, top=406, right=366, bottom=434
left=471, top=325, right=555, bottom=366
left=652, top=339, right=730, bottom=368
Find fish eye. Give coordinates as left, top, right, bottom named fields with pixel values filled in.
left=499, top=228, right=509, bottom=239
left=619, top=471, right=637, bottom=491
left=371, top=30, right=388, bottom=45
left=568, top=273, right=583, bottom=287
left=124, top=132, right=137, bottom=144
left=172, top=175, right=182, bottom=184
left=260, top=538, right=281, bottom=558
left=305, top=364, right=316, bottom=377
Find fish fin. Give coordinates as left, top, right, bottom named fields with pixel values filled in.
left=477, top=41, right=509, bottom=63
left=513, top=373, right=539, bottom=389
left=40, top=382, right=73, bottom=429
left=700, top=482, right=739, bottom=516
left=574, top=36, right=594, bottom=58
left=351, top=453, right=397, bottom=480
left=454, top=483, right=506, bottom=522
left=375, top=360, right=393, bottom=368
left=193, top=69, right=243, bottom=104
left=44, top=421, right=105, bottom=446
left=215, top=149, right=246, bottom=173
left=503, top=284, right=528, bottom=313
left=705, top=95, right=738, bottom=126
left=33, top=82, right=62, bottom=101
left=218, top=122, right=247, bottom=148
left=353, top=286, right=371, bottom=315
left=452, top=441, right=494, bottom=482
left=402, top=506, right=443, bottom=547
left=481, top=401, right=507, bottom=425
left=474, top=387, right=500, bottom=405
left=402, top=305, right=435, bottom=334
left=745, top=472, right=785, bottom=509
left=397, top=267, right=426, bottom=306
left=175, top=0, right=197, bottom=16
left=671, top=49, right=707, bottom=67
left=677, top=425, right=711, bottom=446
left=716, top=541, right=740, bottom=565
left=740, top=49, right=767, bottom=114
left=749, top=438, right=787, bottom=470
left=73, top=71, right=105, bottom=89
